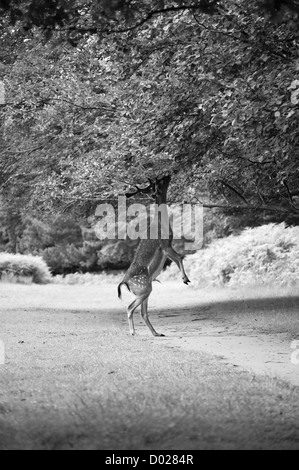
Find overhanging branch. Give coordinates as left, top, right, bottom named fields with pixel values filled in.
left=63, top=2, right=220, bottom=36
left=55, top=195, right=299, bottom=216
left=198, top=203, right=298, bottom=214
left=218, top=179, right=248, bottom=204
left=283, top=179, right=299, bottom=211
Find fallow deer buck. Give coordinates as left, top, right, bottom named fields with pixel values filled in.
left=118, top=175, right=190, bottom=337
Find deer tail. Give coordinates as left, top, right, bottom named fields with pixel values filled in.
left=117, top=281, right=130, bottom=299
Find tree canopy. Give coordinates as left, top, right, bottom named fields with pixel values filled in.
left=1, top=1, right=299, bottom=34
left=0, top=0, right=298, bottom=220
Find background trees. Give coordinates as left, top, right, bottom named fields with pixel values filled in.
left=0, top=0, right=298, bottom=266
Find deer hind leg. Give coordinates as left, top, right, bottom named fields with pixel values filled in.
left=141, top=297, right=165, bottom=337
left=163, top=246, right=190, bottom=285
left=126, top=277, right=152, bottom=336
left=127, top=294, right=149, bottom=336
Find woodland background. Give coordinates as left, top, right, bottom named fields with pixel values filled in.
left=0, top=0, right=298, bottom=276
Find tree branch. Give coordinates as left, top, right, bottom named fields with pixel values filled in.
left=56, top=195, right=299, bottom=215
left=110, top=3, right=220, bottom=33
left=3, top=131, right=62, bottom=157
left=192, top=201, right=299, bottom=214
left=62, top=3, right=219, bottom=36
left=283, top=179, right=299, bottom=210
left=47, top=96, right=116, bottom=113
left=218, top=179, right=248, bottom=204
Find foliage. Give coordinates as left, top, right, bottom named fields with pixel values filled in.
left=161, top=223, right=299, bottom=286
left=1, top=215, right=136, bottom=274
left=108, top=3, right=298, bottom=218
left=42, top=244, right=85, bottom=274
left=18, top=217, right=98, bottom=274
left=97, top=240, right=135, bottom=270
left=0, top=0, right=298, bottom=223
left=0, top=252, right=51, bottom=283
left=0, top=1, right=298, bottom=36
left=19, top=216, right=82, bottom=249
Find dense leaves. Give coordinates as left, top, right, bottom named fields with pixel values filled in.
left=161, top=222, right=299, bottom=286
left=1, top=1, right=298, bottom=33
left=0, top=0, right=298, bottom=226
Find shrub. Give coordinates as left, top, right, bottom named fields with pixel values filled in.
left=0, top=253, right=51, bottom=284
left=42, top=244, right=85, bottom=275
left=160, top=223, right=299, bottom=287
left=97, top=241, right=135, bottom=270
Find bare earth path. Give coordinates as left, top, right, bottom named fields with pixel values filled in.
left=123, top=282, right=299, bottom=387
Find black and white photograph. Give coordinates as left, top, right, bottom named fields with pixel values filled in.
left=0, top=0, right=299, bottom=452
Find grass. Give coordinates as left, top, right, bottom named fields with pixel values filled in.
left=0, top=283, right=299, bottom=450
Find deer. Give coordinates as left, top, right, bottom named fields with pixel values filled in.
left=118, top=175, right=190, bottom=337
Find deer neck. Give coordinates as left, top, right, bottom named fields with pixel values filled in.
left=155, top=184, right=168, bottom=206
left=150, top=186, right=170, bottom=240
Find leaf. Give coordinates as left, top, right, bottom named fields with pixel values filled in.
left=256, top=124, right=263, bottom=135
left=288, top=79, right=299, bottom=90
left=291, top=89, right=299, bottom=105
left=286, top=110, right=295, bottom=119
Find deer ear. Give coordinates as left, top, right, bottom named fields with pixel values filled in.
left=125, top=180, right=154, bottom=198
left=125, top=191, right=136, bottom=198
left=125, top=185, right=140, bottom=198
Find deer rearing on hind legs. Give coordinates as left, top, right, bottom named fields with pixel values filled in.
left=118, top=175, right=190, bottom=337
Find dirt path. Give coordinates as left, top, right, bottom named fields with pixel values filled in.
left=125, top=282, right=299, bottom=387
left=161, top=329, right=298, bottom=386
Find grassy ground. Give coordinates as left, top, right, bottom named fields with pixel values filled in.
left=0, top=282, right=299, bottom=450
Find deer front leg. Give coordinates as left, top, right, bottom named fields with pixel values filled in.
left=141, top=297, right=165, bottom=337
left=164, top=246, right=191, bottom=285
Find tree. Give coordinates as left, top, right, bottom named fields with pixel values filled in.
left=0, top=0, right=298, bottom=35
left=0, top=0, right=298, bottom=222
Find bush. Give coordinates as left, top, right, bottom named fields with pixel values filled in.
left=42, top=244, right=85, bottom=275
left=0, top=253, right=51, bottom=284
left=160, top=223, right=299, bottom=287
left=97, top=241, right=135, bottom=270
